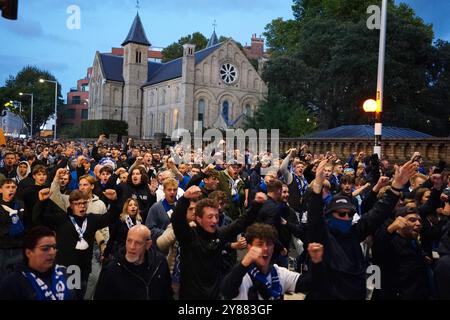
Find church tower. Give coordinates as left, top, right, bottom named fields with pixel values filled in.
left=122, top=13, right=150, bottom=137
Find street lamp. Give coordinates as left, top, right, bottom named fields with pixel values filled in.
left=363, top=0, right=387, bottom=158
left=39, top=78, right=58, bottom=140
left=19, top=92, right=34, bottom=138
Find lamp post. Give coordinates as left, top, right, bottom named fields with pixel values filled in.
left=39, top=78, right=58, bottom=140
left=364, top=0, right=387, bottom=158
left=19, top=92, right=34, bottom=138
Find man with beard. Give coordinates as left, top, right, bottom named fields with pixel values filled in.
left=94, top=225, right=172, bottom=300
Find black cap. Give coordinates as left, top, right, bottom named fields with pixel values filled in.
left=325, top=196, right=356, bottom=215
left=394, top=206, right=417, bottom=217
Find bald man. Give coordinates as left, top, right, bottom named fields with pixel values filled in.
left=94, top=225, right=173, bottom=300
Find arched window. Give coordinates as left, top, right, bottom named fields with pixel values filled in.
left=150, top=113, right=154, bottom=136
left=198, top=99, right=205, bottom=125
left=244, top=104, right=252, bottom=117
left=173, top=109, right=178, bottom=130
left=222, top=100, right=231, bottom=124
left=161, top=89, right=166, bottom=105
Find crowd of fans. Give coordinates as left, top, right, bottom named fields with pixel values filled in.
left=0, top=135, right=449, bottom=300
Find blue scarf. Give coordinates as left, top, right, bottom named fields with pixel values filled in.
left=248, top=264, right=282, bottom=300
left=327, top=217, right=352, bottom=234
left=293, top=174, right=308, bottom=197
left=259, top=179, right=267, bottom=193
left=23, top=265, right=70, bottom=300
left=3, top=201, right=25, bottom=237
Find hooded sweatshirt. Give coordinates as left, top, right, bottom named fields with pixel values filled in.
left=15, top=161, right=31, bottom=184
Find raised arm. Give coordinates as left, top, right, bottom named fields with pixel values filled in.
left=171, top=186, right=202, bottom=244
left=280, top=149, right=295, bottom=185
left=354, top=160, right=417, bottom=241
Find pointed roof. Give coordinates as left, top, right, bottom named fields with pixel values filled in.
left=206, top=30, right=219, bottom=48
left=122, top=13, right=151, bottom=47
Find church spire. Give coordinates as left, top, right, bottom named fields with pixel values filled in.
left=206, top=20, right=219, bottom=48
left=121, top=13, right=151, bottom=47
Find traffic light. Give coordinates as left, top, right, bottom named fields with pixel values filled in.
left=0, top=0, right=18, bottom=20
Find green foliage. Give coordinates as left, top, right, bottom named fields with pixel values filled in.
left=78, top=120, right=128, bottom=138
left=261, top=0, right=449, bottom=136
left=162, top=32, right=208, bottom=62
left=244, top=90, right=317, bottom=137
left=0, top=66, right=64, bottom=136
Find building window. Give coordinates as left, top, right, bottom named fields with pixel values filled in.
left=150, top=113, right=154, bottom=136
left=161, top=113, right=166, bottom=133
left=81, top=109, right=88, bottom=119
left=161, top=89, right=166, bottom=105
left=245, top=104, right=252, bottom=117
left=68, top=109, right=76, bottom=119
left=71, top=96, right=81, bottom=104
left=136, top=51, right=139, bottom=63
left=81, top=84, right=89, bottom=92
left=222, top=100, right=231, bottom=124
left=173, top=109, right=178, bottom=130
left=198, top=99, right=205, bottom=125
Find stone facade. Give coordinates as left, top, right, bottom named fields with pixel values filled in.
left=279, top=137, right=450, bottom=165
left=141, top=40, right=267, bottom=137
left=88, top=15, right=267, bottom=139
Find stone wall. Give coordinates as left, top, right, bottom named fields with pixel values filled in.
left=279, top=137, right=450, bottom=164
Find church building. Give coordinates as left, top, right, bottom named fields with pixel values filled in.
left=89, top=13, right=268, bottom=138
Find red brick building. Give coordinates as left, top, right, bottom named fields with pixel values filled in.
left=243, top=34, right=269, bottom=60
left=62, top=67, right=91, bottom=127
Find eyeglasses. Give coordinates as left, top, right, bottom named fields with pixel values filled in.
left=37, top=244, right=57, bottom=252
left=72, top=201, right=88, bottom=207
left=336, top=211, right=355, bottom=218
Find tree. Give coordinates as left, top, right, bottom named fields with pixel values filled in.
left=0, top=66, right=64, bottom=136
left=162, top=32, right=208, bottom=62
left=244, top=90, right=317, bottom=137
left=261, top=0, right=449, bottom=136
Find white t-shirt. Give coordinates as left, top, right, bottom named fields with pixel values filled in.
left=233, top=265, right=300, bottom=300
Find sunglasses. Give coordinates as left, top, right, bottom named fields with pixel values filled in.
left=336, top=211, right=355, bottom=218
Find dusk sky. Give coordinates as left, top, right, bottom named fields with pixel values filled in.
left=1, top=0, right=449, bottom=101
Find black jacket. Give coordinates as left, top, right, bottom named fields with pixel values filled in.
left=32, top=199, right=120, bottom=276
left=306, top=189, right=399, bottom=300
left=94, top=247, right=173, bottom=300
left=172, top=196, right=260, bottom=300
left=0, top=198, right=25, bottom=249
left=372, top=224, right=430, bottom=300
left=117, top=182, right=156, bottom=222
left=256, top=197, right=292, bottom=250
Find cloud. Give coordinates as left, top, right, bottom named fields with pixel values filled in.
left=1, top=18, right=44, bottom=38
left=0, top=54, right=69, bottom=86
left=0, top=15, right=81, bottom=45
